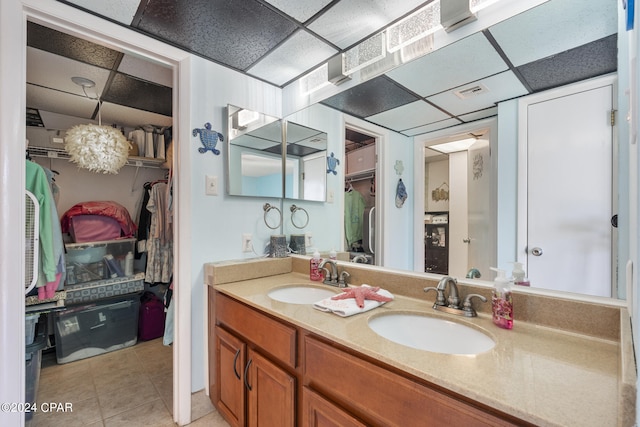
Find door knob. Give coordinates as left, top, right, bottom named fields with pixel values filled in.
left=463, top=238, right=471, bottom=244
left=530, top=247, right=543, bottom=256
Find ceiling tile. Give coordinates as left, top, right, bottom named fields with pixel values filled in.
left=27, top=47, right=112, bottom=98
left=247, top=30, right=337, bottom=86
left=308, top=0, right=426, bottom=49
left=386, top=32, right=508, bottom=97
left=102, top=72, right=172, bottom=116
left=458, top=107, right=498, bottom=123
left=27, top=22, right=121, bottom=69
left=136, top=0, right=297, bottom=71
left=118, top=55, right=173, bottom=87
left=489, top=0, right=617, bottom=67
left=27, top=85, right=98, bottom=120
left=402, top=118, right=462, bottom=137
left=517, top=35, right=617, bottom=93
left=264, top=0, right=333, bottom=23
left=61, top=0, right=141, bottom=25
left=426, top=71, right=528, bottom=116
left=366, top=100, right=450, bottom=131
left=99, top=102, right=173, bottom=128
left=321, top=76, right=419, bottom=118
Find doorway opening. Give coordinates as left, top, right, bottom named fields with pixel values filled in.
left=344, top=127, right=377, bottom=265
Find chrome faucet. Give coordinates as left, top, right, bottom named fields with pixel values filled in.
left=319, top=259, right=339, bottom=286
left=351, top=254, right=369, bottom=263
left=423, top=276, right=487, bottom=317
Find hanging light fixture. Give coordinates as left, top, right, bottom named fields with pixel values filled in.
left=64, top=77, right=130, bottom=174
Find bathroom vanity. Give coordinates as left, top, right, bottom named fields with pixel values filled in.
left=206, top=257, right=635, bottom=427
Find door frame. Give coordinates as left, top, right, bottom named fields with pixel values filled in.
left=343, top=120, right=383, bottom=265
left=517, top=74, right=618, bottom=296
left=10, top=2, right=193, bottom=425
left=413, top=118, right=498, bottom=274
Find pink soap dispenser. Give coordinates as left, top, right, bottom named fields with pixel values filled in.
left=310, top=250, right=323, bottom=281
left=490, top=267, right=513, bottom=330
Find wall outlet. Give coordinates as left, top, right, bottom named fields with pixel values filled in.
left=242, top=233, right=253, bottom=252
left=305, top=233, right=313, bottom=248
left=205, top=175, right=218, bottom=196
left=327, top=189, right=334, bottom=203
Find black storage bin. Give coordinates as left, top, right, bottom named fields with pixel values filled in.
left=54, top=296, right=139, bottom=364
left=25, top=314, right=47, bottom=422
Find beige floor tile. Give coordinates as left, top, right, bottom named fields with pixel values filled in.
left=190, top=390, right=215, bottom=421
left=38, top=370, right=97, bottom=405
left=103, top=399, right=174, bottom=427
left=30, top=396, right=102, bottom=427
left=186, top=409, right=230, bottom=427
left=150, top=372, right=173, bottom=414
left=98, top=377, right=160, bottom=419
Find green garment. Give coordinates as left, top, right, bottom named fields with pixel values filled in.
left=26, top=160, right=57, bottom=284
left=344, top=190, right=365, bottom=246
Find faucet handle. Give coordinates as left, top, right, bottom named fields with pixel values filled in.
left=462, top=293, right=487, bottom=317
left=424, top=286, right=446, bottom=306
left=338, top=271, right=350, bottom=288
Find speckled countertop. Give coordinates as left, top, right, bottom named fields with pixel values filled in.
left=206, top=258, right=635, bottom=427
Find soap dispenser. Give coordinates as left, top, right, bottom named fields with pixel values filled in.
left=310, top=250, right=323, bottom=281
left=510, top=262, right=528, bottom=286
left=490, top=267, right=513, bottom=330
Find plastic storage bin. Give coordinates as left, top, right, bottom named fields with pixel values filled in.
left=25, top=313, right=40, bottom=346
left=69, top=215, right=122, bottom=243
left=65, top=238, right=136, bottom=285
left=25, top=314, right=47, bottom=422
left=54, top=296, right=140, bottom=364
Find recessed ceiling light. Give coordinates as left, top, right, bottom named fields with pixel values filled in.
left=428, top=137, right=478, bottom=153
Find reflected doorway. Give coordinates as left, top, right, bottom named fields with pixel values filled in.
left=424, top=128, right=495, bottom=279
left=344, top=127, right=377, bottom=265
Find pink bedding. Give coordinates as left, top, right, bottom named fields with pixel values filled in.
left=61, top=201, right=137, bottom=239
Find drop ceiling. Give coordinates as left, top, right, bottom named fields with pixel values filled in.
left=28, top=0, right=617, bottom=136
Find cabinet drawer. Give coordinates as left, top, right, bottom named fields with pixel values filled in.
left=216, top=293, right=296, bottom=369
left=304, top=336, right=519, bottom=427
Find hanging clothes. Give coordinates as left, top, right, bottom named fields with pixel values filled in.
left=344, top=189, right=366, bottom=247
left=145, top=181, right=173, bottom=284
left=25, top=160, right=65, bottom=299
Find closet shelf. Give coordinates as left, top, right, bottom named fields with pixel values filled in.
left=28, top=146, right=166, bottom=169
left=345, top=168, right=375, bottom=181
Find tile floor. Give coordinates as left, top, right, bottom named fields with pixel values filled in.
left=30, top=338, right=230, bottom=426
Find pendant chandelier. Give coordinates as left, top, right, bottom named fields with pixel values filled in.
left=64, top=77, right=130, bottom=174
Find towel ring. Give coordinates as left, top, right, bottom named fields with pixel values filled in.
left=263, top=203, right=282, bottom=230
left=290, top=205, right=309, bottom=229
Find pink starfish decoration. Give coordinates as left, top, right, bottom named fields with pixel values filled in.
left=331, top=286, right=393, bottom=308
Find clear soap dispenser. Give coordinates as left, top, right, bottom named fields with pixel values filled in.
left=510, top=262, right=528, bottom=286
left=490, top=267, right=513, bottom=330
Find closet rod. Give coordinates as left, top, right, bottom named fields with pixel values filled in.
left=346, top=173, right=375, bottom=183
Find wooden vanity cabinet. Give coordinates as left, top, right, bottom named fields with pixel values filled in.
left=212, top=291, right=296, bottom=427
left=303, top=336, right=525, bottom=427
left=209, top=288, right=528, bottom=427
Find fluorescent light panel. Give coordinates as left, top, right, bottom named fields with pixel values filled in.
left=343, top=32, right=386, bottom=75
left=387, top=1, right=442, bottom=52
left=428, top=137, right=477, bottom=153
left=299, top=63, right=331, bottom=95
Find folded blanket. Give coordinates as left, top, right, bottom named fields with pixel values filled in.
left=313, top=284, right=394, bottom=317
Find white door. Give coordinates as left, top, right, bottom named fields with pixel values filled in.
left=467, top=138, right=493, bottom=277
left=524, top=82, right=613, bottom=297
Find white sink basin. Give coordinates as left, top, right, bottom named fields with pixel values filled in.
left=368, top=313, right=495, bottom=355
left=267, top=285, right=337, bottom=304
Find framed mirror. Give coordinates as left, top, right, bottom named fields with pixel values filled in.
left=284, top=121, right=327, bottom=202
left=227, top=105, right=282, bottom=198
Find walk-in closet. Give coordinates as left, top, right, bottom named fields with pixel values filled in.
left=24, top=22, right=178, bottom=425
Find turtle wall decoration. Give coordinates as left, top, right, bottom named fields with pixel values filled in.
left=192, top=123, right=223, bottom=155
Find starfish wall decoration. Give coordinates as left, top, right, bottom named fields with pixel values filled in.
left=331, top=285, right=393, bottom=308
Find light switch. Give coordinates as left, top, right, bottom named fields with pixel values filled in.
left=205, top=175, right=218, bottom=196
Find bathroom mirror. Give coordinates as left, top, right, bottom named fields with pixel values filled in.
left=284, top=121, right=327, bottom=202
left=227, top=105, right=282, bottom=198
left=290, top=0, right=623, bottom=301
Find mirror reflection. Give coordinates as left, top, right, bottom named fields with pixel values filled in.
left=284, top=121, right=327, bottom=202
left=227, top=105, right=282, bottom=198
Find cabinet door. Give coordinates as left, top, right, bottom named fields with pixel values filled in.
left=246, top=348, right=295, bottom=427
left=216, top=326, right=246, bottom=427
left=302, top=387, right=367, bottom=427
